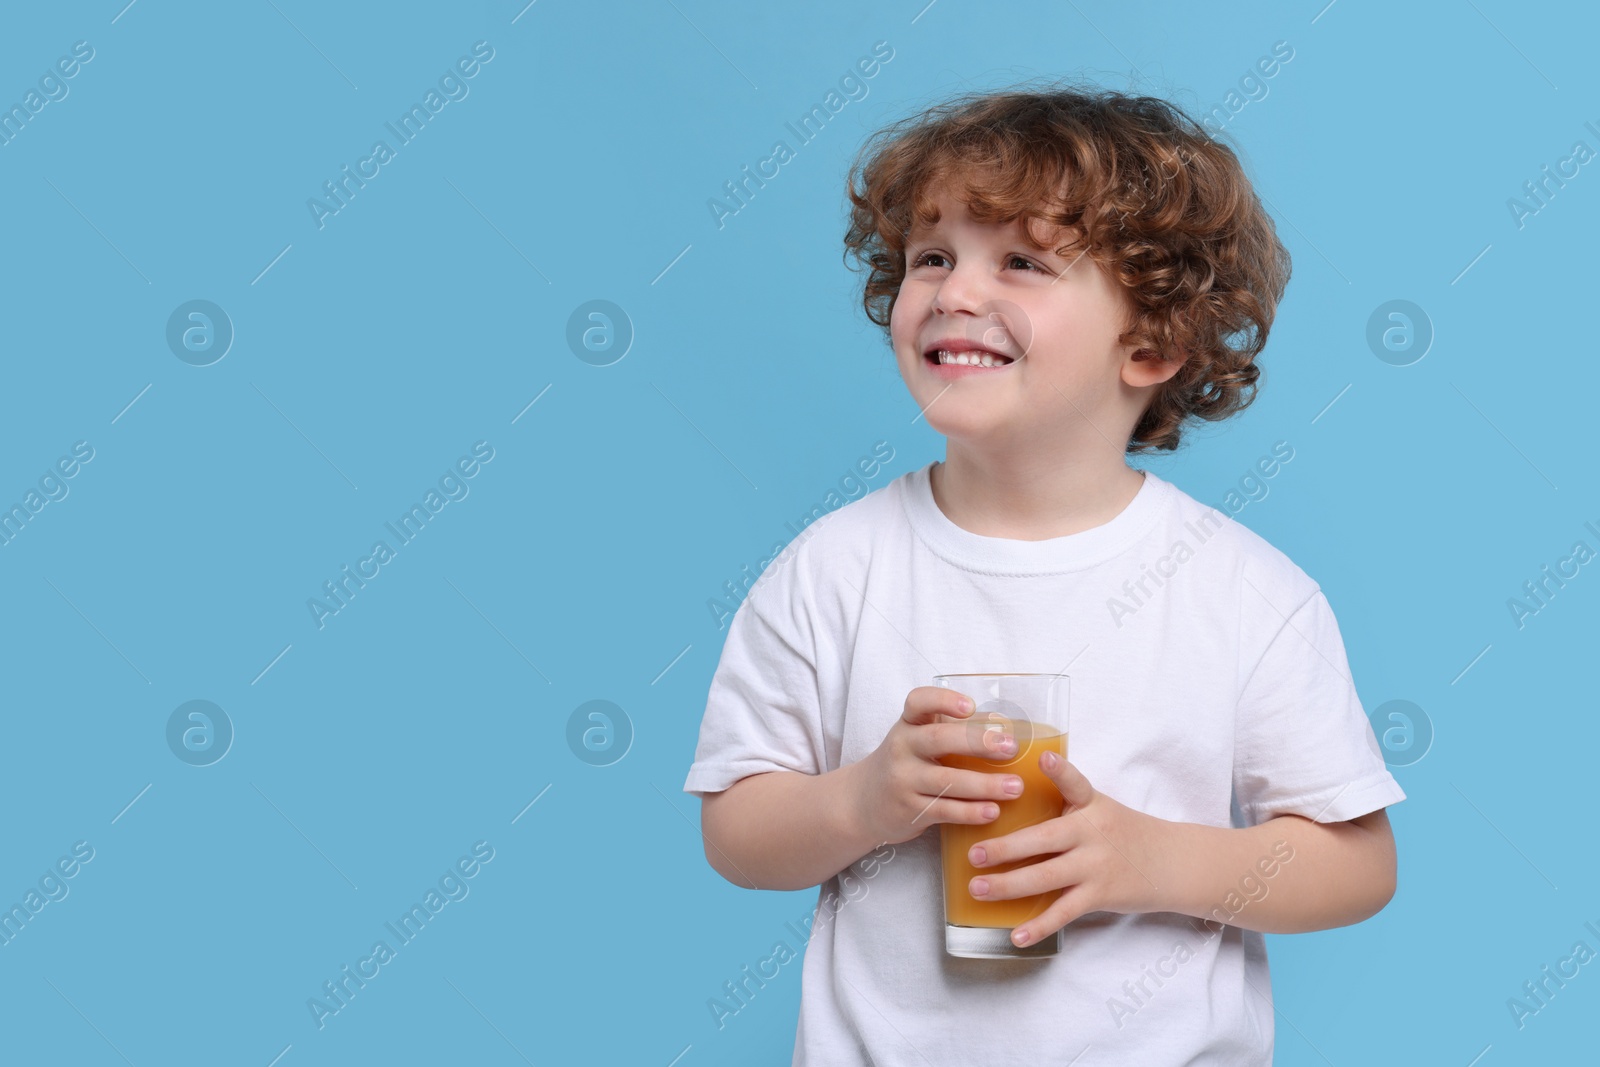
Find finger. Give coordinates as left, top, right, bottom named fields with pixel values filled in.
left=910, top=720, right=1021, bottom=764
left=969, top=851, right=1078, bottom=902
left=915, top=764, right=1025, bottom=803
left=910, top=796, right=1002, bottom=829
left=969, top=815, right=1077, bottom=869
left=1009, top=884, right=1092, bottom=950
left=901, top=685, right=973, bottom=726
left=1039, top=750, right=1095, bottom=810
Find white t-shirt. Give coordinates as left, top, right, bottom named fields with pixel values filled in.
left=683, top=461, right=1405, bottom=1066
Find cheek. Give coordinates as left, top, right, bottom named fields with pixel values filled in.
left=888, top=296, right=916, bottom=352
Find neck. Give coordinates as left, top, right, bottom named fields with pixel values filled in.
left=929, top=444, right=1145, bottom=541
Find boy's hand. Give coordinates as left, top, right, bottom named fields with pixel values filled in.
left=844, top=686, right=1028, bottom=846
left=965, top=750, right=1179, bottom=949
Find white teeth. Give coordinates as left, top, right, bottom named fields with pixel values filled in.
left=934, top=349, right=1011, bottom=367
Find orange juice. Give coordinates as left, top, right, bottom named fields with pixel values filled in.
left=938, top=724, right=1066, bottom=928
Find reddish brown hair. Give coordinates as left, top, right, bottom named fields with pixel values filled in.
left=842, top=79, right=1292, bottom=453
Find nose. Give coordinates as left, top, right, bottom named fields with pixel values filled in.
left=931, top=257, right=988, bottom=316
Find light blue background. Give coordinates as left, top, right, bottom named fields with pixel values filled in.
left=0, top=1, right=1593, bottom=1063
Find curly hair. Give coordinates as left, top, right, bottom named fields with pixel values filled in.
left=841, top=78, right=1292, bottom=453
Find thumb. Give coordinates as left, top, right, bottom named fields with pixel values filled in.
left=1040, top=749, right=1094, bottom=810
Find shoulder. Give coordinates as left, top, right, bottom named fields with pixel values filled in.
left=1148, top=472, right=1322, bottom=611
left=733, top=468, right=912, bottom=628
left=754, top=472, right=907, bottom=589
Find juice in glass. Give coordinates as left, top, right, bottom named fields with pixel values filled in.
left=932, top=672, right=1070, bottom=959
left=938, top=724, right=1066, bottom=929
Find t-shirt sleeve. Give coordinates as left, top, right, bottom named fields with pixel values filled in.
left=1232, top=588, right=1406, bottom=825
left=681, top=560, right=827, bottom=798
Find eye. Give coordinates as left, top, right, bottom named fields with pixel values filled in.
left=908, top=251, right=1043, bottom=271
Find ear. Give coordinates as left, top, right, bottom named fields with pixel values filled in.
left=1121, top=347, right=1186, bottom=390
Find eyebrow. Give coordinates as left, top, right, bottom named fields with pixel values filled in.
left=903, top=232, right=1077, bottom=264
left=905, top=218, right=1068, bottom=251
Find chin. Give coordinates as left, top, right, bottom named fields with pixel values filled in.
left=922, top=411, right=997, bottom=442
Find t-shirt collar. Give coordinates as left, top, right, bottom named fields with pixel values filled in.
left=898, top=460, right=1168, bottom=575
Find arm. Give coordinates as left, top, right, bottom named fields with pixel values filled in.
left=699, top=766, right=880, bottom=892
left=1158, top=807, right=1397, bottom=934
left=963, top=750, right=1399, bottom=948
left=700, top=687, right=1025, bottom=891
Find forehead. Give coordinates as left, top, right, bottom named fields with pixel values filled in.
left=906, top=187, right=1068, bottom=249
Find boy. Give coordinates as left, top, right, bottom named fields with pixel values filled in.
left=682, top=81, right=1403, bottom=1065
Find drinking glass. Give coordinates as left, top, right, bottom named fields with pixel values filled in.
left=934, top=673, right=1070, bottom=959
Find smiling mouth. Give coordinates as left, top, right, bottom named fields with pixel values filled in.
left=924, top=349, right=1015, bottom=368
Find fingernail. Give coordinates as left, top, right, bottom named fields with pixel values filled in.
left=959, top=697, right=974, bottom=713
left=1013, top=928, right=1031, bottom=946
left=970, top=877, right=989, bottom=896
left=1003, top=776, right=1022, bottom=796
left=969, top=845, right=987, bottom=865
left=982, top=803, right=999, bottom=819
left=1042, top=751, right=1059, bottom=771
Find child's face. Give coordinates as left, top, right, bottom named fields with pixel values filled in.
left=890, top=188, right=1155, bottom=456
